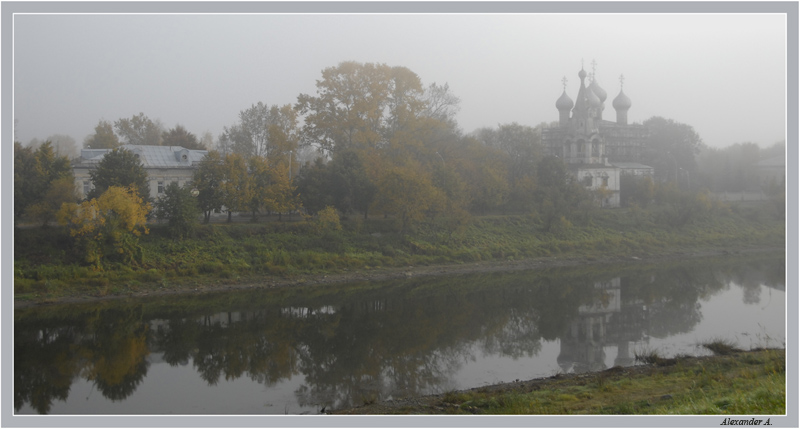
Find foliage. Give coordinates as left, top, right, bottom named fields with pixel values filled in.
left=221, top=102, right=299, bottom=158
left=57, top=186, right=151, bottom=268
left=162, top=125, right=205, bottom=150
left=371, top=163, right=445, bottom=234
left=695, top=142, right=758, bottom=192
left=220, top=153, right=253, bottom=222
left=296, top=61, right=432, bottom=155
left=192, top=151, right=226, bottom=223
left=83, top=120, right=121, bottom=149
left=88, top=147, right=151, bottom=202
left=114, top=113, right=164, bottom=146
left=14, top=141, right=74, bottom=222
left=642, top=116, right=702, bottom=185
left=25, top=177, right=79, bottom=227
left=312, top=206, right=343, bottom=233
left=154, top=182, right=201, bottom=239
left=620, top=174, right=655, bottom=207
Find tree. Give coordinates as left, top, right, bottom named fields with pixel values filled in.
left=162, top=125, right=205, bottom=150
left=327, top=150, right=377, bottom=218
left=83, top=120, right=120, bottom=149
left=220, top=153, right=252, bottom=222
left=642, top=117, right=703, bottom=184
left=422, top=82, right=461, bottom=128
left=14, top=141, right=74, bottom=222
left=534, top=156, right=592, bottom=231
left=25, top=177, right=79, bottom=227
left=295, top=158, right=334, bottom=215
left=154, top=182, right=201, bottom=239
left=192, top=151, right=226, bottom=223
left=620, top=174, right=655, bottom=207
left=296, top=61, right=394, bottom=155
left=57, top=186, right=151, bottom=267
left=473, top=123, right=543, bottom=213
left=114, top=113, right=164, bottom=146
left=88, top=147, right=150, bottom=202
left=45, top=134, right=78, bottom=158
left=221, top=102, right=299, bottom=158
left=371, top=163, right=444, bottom=235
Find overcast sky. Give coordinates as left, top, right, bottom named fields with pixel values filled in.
left=13, top=12, right=787, bottom=153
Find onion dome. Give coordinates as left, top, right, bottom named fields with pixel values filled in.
left=578, top=68, right=587, bottom=81
left=556, top=90, right=574, bottom=111
left=612, top=89, right=631, bottom=110
left=588, top=79, right=607, bottom=103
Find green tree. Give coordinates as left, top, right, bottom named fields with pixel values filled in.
left=474, top=123, right=543, bottom=213
left=192, top=151, right=226, bottom=223
left=620, top=174, right=655, bottom=207
left=25, top=177, right=79, bottom=227
left=534, top=156, right=592, bottom=231
left=162, top=125, right=205, bottom=150
left=327, top=150, right=377, bottom=219
left=114, top=113, right=163, bottom=146
left=221, top=153, right=252, bottom=222
left=154, top=182, right=201, bottom=239
left=83, top=120, right=121, bottom=149
left=14, top=141, right=73, bottom=223
left=295, top=158, right=334, bottom=215
left=88, top=147, right=150, bottom=202
left=642, top=116, right=702, bottom=185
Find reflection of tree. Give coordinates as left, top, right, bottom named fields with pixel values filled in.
left=81, top=307, right=150, bottom=401
left=13, top=252, right=784, bottom=414
left=153, top=311, right=301, bottom=386
left=14, top=325, right=81, bottom=414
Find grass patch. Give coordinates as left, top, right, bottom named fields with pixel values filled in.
left=400, top=349, right=785, bottom=415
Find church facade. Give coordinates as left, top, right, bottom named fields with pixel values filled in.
left=542, top=63, right=652, bottom=207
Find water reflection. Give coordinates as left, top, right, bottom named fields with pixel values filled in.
left=14, top=253, right=785, bottom=414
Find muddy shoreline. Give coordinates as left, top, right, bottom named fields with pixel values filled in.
left=14, top=245, right=782, bottom=309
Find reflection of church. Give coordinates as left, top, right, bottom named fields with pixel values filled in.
left=556, top=278, right=648, bottom=373
left=542, top=61, right=653, bottom=207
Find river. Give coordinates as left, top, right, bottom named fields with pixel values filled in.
left=14, top=252, right=785, bottom=415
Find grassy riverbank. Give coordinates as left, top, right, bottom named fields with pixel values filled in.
left=14, top=203, right=785, bottom=303
left=332, top=347, right=786, bottom=415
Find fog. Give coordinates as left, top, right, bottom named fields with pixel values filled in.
left=12, top=9, right=787, bottom=153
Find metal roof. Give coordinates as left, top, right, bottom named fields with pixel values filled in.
left=610, top=162, right=653, bottom=170
left=78, top=145, right=208, bottom=168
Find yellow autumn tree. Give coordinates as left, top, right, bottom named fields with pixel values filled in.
left=57, top=185, right=151, bottom=268
left=371, top=163, right=445, bottom=235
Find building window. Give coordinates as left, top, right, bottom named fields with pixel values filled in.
left=602, top=177, right=609, bottom=187
left=583, top=175, right=593, bottom=187
left=83, top=181, right=91, bottom=196
left=158, top=181, right=164, bottom=194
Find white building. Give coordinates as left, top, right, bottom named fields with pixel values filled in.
left=73, top=145, right=208, bottom=200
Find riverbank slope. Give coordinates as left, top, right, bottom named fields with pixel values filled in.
left=14, top=205, right=785, bottom=307
left=331, top=347, right=786, bottom=415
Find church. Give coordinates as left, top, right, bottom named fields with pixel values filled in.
left=542, top=62, right=653, bottom=207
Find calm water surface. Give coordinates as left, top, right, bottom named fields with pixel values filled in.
left=14, top=253, right=785, bottom=414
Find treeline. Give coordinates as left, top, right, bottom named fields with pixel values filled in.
left=14, top=61, right=786, bottom=270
